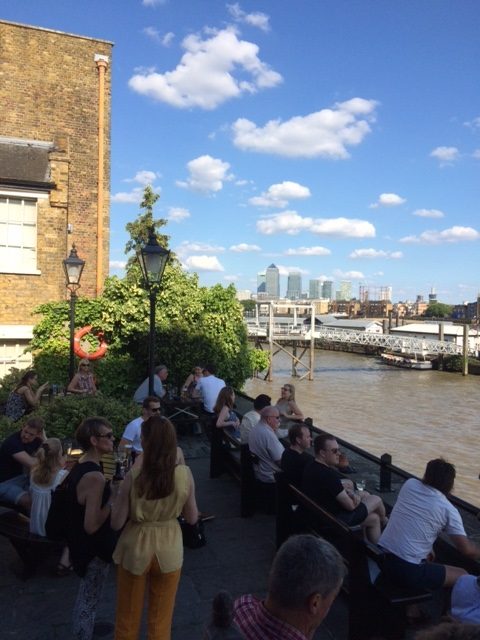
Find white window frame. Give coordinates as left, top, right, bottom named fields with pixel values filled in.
left=0, top=189, right=48, bottom=275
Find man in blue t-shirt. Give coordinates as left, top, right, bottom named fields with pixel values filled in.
left=0, top=417, right=44, bottom=511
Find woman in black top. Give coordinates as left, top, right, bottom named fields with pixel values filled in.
left=68, top=417, right=117, bottom=640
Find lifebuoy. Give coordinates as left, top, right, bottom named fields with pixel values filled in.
left=73, top=325, right=108, bottom=360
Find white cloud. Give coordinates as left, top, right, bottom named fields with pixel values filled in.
left=400, top=226, right=480, bottom=244
left=129, top=27, right=282, bottom=109
left=277, top=264, right=309, bottom=276
left=256, top=211, right=375, bottom=238
left=230, top=243, right=261, bottom=252
left=109, top=260, right=126, bottom=270
left=168, top=207, right=190, bottom=222
left=142, top=0, right=167, bottom=6
left=226, top=3, right=270, bottom=32
left=464, top=116, right=480, bottom=131
left=176, top=155, right=232, bottom=193
left=430, top=146, right=460, bottom=165
left=126, top=170, right=158, bottom=185
left=412, top=208, right=445, bottom=219
left=144, top=28, right=174, bottom=47
left=333, top=269, right=365, bottom=279
left=184, top=255, right=225, bottom=272
left=232, top=97, right=378, bottom=158
left=162, top=32, right=174, bottom=47
left=111, top=189, right=144, bottom=204
left=349, top=248, right=403, bottom=259
left=369, top=192, right=406, bottom=208
left=285, top=246, right=331, bottom=256
left=249, top=181, right=311, bottom=208
left=176, top=241, right=225, bottom=258
left=112, top=170, right=160, bottom=203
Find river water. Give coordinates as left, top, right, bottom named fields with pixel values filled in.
left=243, top=350, right=480, bottom=507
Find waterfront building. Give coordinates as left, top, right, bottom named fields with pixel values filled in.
left=265, top=263, right=280, bottom=298
left=390, top=322, right=479, bottom=352
left=322, top=280, right=333, bottom=300
left=286, top=271, right=302, bottom=299
left=0, top=20, right=112, bottom=376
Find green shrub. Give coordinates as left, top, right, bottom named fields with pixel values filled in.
left=35, top=395, right=138, bottom=439
left=0, top=415, right=16, bottom=441
left=248, top=348, right=270, bottom=377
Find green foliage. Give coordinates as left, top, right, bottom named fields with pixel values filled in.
left=0, top=415, right=16, bottom=442
left=248, top=348, right=270, bottom=377
left=240, top=300, right=256, bottom=312
left=425, top=302, right=453, bottom=318
left=34, top=395, right=138, bottom=440
left=0, top=367, right=24, bottom=405
left=443, top=355, right=480, bottom=373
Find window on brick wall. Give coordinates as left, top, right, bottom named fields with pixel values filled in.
left=0, top=194, right=42, bottom=274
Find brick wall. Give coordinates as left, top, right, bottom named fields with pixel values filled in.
left=0, top=20, right=112, bottom=324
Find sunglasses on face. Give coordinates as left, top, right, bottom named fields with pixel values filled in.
left=96, top=432, right=114, bottom=440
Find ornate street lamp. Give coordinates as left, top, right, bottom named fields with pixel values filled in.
left=63, top=244, right=85, bottom=382
left=137, top=228, right=170, bottom=395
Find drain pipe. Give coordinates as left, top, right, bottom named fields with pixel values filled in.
left=94, top=54, right=109, bottom=296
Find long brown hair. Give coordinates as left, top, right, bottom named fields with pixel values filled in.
left=31, top=437, right=63, bottom=486
left=135, top=415, right=178, bottom=500
left=213, top=386, right=234, bottom=414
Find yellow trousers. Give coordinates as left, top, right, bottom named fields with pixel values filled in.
left=114, top=557, right=181, bottom=640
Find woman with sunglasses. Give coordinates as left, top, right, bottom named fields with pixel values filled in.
left=275, top=383, right=304, bottom=432
left=68, top=417, right=117, bottom=640
left=67, top=359, right=97, bottom=396
left=111, top=415, right=199, bottom=640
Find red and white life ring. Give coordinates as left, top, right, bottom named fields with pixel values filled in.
left=73, top=325, right=108, bottom=360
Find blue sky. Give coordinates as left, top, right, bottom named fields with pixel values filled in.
left=3, top=0, right=479, bottom=303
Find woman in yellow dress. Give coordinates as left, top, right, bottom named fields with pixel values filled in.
left=111, top=416, right=199, bottom=640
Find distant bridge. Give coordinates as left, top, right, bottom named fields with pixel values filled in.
left=248, top=324, right=466, bottom=355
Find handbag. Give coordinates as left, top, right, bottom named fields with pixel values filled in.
left=45, top=465, right=76, bottom=541
left=179, top=516, right=206, bottom=549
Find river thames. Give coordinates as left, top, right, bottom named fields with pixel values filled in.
left=243, top=350, right=480, bottom=507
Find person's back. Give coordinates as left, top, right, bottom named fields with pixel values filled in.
left=196, top=366, right=225, bottom=413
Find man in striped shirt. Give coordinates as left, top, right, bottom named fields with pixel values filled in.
left=234, top=535, right=345, bottom=640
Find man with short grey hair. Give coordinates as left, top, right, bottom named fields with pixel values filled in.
left=133, top=365, right=168, bottom=403
left=234, top=534, right=345, bottom=639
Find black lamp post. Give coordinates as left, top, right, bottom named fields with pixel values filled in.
left=137, top=228, right=170, bottom=395
left=63, top=244, right=85, bottom=382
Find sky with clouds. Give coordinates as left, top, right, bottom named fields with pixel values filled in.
left=4, top=0, right=479, bottom=303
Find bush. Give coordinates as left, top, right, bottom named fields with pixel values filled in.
left=248, top=348, right=270, bottom=377
left=35, top=395, right=138, bottom=439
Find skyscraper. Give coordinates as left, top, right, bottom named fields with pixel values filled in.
left=257, top=272, right=266, bottom=296
left=309, top=278, right=322, bottom=299
left=286, top=271, right=302, bottom=299
left=265, top=263, right=280, bottom=298
left=322, top=280, right=333, bottom=300
left=337, top=280, right=352, bottom=301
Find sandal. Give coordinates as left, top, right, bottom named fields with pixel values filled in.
left=56, top=562, right=73, bottom=577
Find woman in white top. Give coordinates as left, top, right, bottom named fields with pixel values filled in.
left=30, top=437, right=71, bottom=574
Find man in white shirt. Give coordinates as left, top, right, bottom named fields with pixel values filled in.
left=194, top=364, right=225, bottom=413
left=240, top=394, right=271, bottom=444
left=133, top=365, right=168, bottom=404
left=120, top=396, right=161, bottom=453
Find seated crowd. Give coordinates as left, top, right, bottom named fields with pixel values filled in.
left=1, top=367, right=480, bottom=639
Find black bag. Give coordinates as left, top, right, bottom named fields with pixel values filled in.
left=45, top=466, right=75, bottom=541
left=179, top=516, right=206, bottom=549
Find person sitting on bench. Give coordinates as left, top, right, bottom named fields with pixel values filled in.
left=0, top=417, right=45, bottom=512
left=379, top=458, right=480, bottom=590
left=302, top=433, right=387, bottom=543
left=280, top=423, right=313, bottom=487
left=234, top=534, right=345, bottom=640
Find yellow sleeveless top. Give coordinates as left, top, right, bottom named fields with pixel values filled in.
left=113, top=465, right=190, bottom=574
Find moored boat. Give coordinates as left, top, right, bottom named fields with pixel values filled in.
left=380, top=352, right=432, bottom=370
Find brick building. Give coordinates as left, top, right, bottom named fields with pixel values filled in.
left=0, top=20, right=112, bottom=375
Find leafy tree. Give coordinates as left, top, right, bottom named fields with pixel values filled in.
left=424, top=302, right=453, bottom=318
left=240, top=300, right=256, bottom=313
left=26, top=186, right=251, bottom=396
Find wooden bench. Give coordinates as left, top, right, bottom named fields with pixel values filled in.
left=275, top=474, right=432, bottom=640
left=0, top=509, right=62, bottom=579
left=209, top=426, right=259, bottom=517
